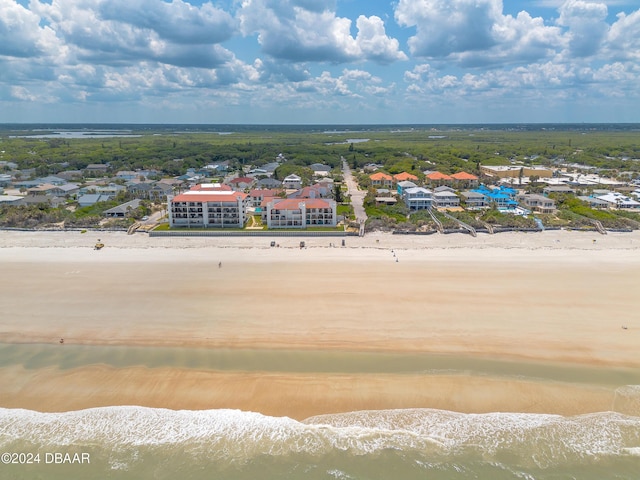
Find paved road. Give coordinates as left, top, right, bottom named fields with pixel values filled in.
left=341, top=157, right=367, bottom=227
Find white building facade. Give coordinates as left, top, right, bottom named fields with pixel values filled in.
left=265, top=198, right=337, bottom=228
left=169, top=190, right=248, bottom=228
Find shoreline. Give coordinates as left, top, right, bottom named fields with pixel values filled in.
left=1, top=229, right=639, bottom=419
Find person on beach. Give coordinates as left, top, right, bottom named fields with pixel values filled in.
left=218, top=262, right=222, bottom=268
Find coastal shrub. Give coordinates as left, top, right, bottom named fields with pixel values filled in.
left=447, top=211, right=486, bottom=229
left=0, top=205, right=67, bottom=228
left=408, top=210, right=436, bottom=228
left=557, top=197, right=636, bottom=229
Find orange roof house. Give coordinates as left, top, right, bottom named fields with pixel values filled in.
left=369, top=172, right=394, bottom=187
left=393, top=172, right=419, bottom=182
left=425, top=171, right=453, bottom=181
left=450, top=172, right=479, bottom=181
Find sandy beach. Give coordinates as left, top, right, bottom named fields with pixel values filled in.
left=1, top=229, right=639, bottom=419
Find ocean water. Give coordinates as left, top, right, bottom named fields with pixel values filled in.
left=1, top=406, right=639, bottom=479
left=1, top=343, right=639, bottom=479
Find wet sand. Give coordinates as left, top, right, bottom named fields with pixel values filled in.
left=1, top=230, right=639, bottom=419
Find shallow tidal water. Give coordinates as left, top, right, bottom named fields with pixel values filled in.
left=1, top=343, right=639, bottom=479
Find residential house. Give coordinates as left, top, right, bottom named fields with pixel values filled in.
left=375, top=196, right=398, bottom=206
left=369, top=172, right=394, bottom=188
left=169, top=188, right=249, bottom=228
left=27, top=184, right=58, bottom=196
left=433, top=190, right=460, bottom=209
left=363, top=163, right=384, bottom=172
left=473, top=186, right=518, bottom=209
left=480, top=165, right=553, bottom=179
left=460, top=191, right=487, bottom=209
left=543, top=185, right=575, bottom=195
left=147, top=182, right=173, bottom=201
left=578, top=196, right=609, bottom=209
left=0, top=174, right=12, bottom=187
left=257, top=177, right=282, bottom=189
left=265, top=198, right=337, bottom=228
left=393, top=172, right=419, bottom=183
left=103, top=199, right=142, bottom=218
left=450, top=171, right=479, bottom=188
left=83, top=164, right=110, bottom=176
left=56, top=170, right=83, bottom=182
left=0, top=195, right=23, bottom=205
left=77, top=194, right=112, bottom=207
left=397, top=180, right=417, bottom=195
left=288, top=184, right=331, bottom=199
left=228, top=176, right=255, bottom=191
left=282, top=174, right=303, bottom=189
left=28, top=183, right=79, bottom=197
left=310, top=163, right=332, bottom=177
left=127, top=181, right=154, bottom=199
left=424, top=171, right=453, bottom=186
left=116, top=171, right=139, bottom=181
left=34, top=175, right=68, bottom=186
left=17, top=195, right=66, bottom=208
left=81, top=183, right=126, bottom=197
left=516, top=194, right=556, bottom=214
left=595, top=192, right=640, bottom=209
left=402, top=187, right=433, bottom=210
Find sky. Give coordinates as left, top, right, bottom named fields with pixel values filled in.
left=1, top=0, right=639, bottom=124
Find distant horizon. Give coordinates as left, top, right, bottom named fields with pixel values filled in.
left=2, top=122, right=640, bottom=128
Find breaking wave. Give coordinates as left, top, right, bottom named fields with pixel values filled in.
left=1, top=406, right=639, bottom=472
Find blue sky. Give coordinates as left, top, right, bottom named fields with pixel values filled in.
left=1, top=0, right=639, bottom=124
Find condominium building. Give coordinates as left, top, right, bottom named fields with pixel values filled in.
left=265, top=198, right=337, bottom=228
left=169, top=188, right=248, bottom=228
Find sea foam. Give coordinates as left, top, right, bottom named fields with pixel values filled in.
left=1, top=406, right=639, bottom=469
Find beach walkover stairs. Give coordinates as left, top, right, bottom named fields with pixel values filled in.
left=442, top=211, right=477, bottom=237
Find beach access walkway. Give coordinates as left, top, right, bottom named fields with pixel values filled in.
left=341, top=157, right=367, bottom=235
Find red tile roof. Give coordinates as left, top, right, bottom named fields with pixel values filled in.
left=426, top=171, right=453, bottom=180
left=369, top=172, right=393, bottom=181
left=228, top=177, right=254, bottom=185
left=450, top=171, right=479, bottom=180
left=393, top=172, right=419, bottom=181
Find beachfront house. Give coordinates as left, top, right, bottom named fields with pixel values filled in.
left=169, top=188, right=249, bottom=228
left=516, top=194, right=556, bottom=214
left=577, top=196, right=608, bottom=209
left=265, top=198, right=337, bottom=228
left=103, top=199, right=142, bottom=218
left=402, top=187, right=433, bottom=210
left=595, top=192, right=640, bottom=209
left=460, top=191, right=487, bottom=209
left=432, top=190, right=460, bottom=209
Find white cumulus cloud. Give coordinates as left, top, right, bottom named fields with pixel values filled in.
left=239, top=0, right=406, bottom=64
